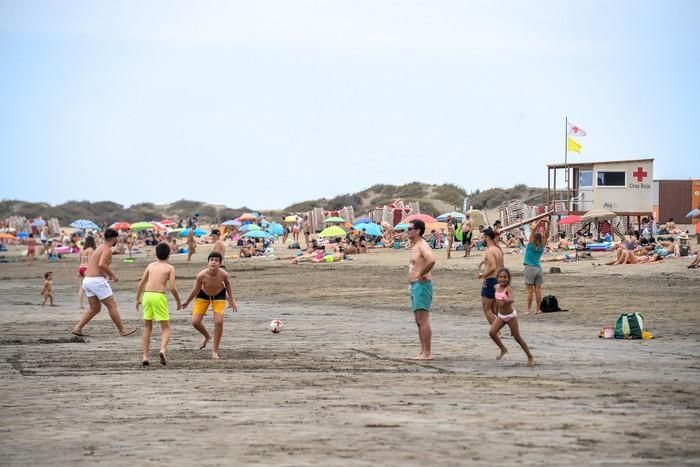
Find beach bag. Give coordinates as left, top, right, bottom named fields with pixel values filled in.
left=614, top=312, right=644, bottom=339
left=540, top=295, right=561, bottom=313
left=679, top=245, right=690, bottom=257
left=288, top=242, right=300, bottom=249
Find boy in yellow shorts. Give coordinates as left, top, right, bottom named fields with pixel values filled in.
left=136, top=243, right=181, bottom=366
left=181, top=252, right=237, bottom=359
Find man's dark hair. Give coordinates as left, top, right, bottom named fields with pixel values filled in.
left=155, top=242, right=171, bottom=260
left=493, top=220, right=502, bottom=227
left=208, top=252, right=223, bottom=263
left=104, top=228, right=118, bottom=240
left=410, top=219, right=426, bottom=236
left=212, top=229, right=221, bottom=236
left=483, top=227, right=497, bottom=242
left=44, top=271, right=52, bottom=279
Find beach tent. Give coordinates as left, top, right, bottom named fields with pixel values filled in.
left=318, top=226, right=346, bottom=238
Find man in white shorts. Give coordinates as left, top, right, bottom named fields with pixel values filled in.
left=72, top=228, right=136, bottom=337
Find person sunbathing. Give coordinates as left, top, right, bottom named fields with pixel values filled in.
left=542, top=253, right=574, bottom=263
left=688, top=251, right=700, bottom=269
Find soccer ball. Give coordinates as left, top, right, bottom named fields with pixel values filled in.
left=269, top=319, right=283, bottom=333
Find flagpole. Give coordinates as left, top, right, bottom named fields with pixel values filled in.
left=564, top=115, right=569, bottom=212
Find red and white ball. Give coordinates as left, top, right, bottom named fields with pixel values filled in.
left=269, top=319, right=284, bottom=333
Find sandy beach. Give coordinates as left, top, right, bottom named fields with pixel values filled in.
left=1, top=243, right=699, bottom=465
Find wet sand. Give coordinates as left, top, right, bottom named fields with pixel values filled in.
left=1, top=245, right=699, bottom=465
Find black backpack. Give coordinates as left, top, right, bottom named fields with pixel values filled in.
left=540, top=295, right=564, bottom=313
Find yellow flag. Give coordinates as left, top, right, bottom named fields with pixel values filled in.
left=567, top=136, right=582, bottom=153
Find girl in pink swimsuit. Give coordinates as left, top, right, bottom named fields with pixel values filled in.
left=488, top=268, right=535, bottom=367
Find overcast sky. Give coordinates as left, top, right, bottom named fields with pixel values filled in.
left=1, top=0, right=698, bottom=210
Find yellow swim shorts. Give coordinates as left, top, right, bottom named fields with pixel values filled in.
left=193, top=298, right=226, bottom=315
left=143, top=291, right=169, bottom=321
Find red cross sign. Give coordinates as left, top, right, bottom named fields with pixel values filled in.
left=632, top=167, right=647, bottom=182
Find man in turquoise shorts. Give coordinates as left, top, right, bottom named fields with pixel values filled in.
left=407, top=219, right=436, bottom=360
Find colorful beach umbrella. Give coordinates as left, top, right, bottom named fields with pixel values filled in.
left=403, top=214, right=437, bottom=224
left=240, top=224, right=261, bottom=233
left=0, top=233, right=16, bottom=240
left=160, top=219, right=177, bottom=226
left=17, top=232, right=29, bottom=238
left=179, top=228, right=207, bottom=237
left=323, top=216, right=346, bottom=224
left=436, top=211, right=465, bottom=222
left=267, top=222, right=284, bottom=236
left=284, top=215, right=301, bottom=223
left=243, top=230, right=273, bottom=239
left=239, top=213, right=257, bottom=221
left=353, top=216, right=372, bottom=224
left=130, top=222, right=155, bottom=231
left=558, top=215, right=583, bottom=225
left=110, top=222, right=131, bottom=230
left=221, top=219, right=241, bottom=226
left=394, top=223, right=409, bottom=231
left=353, top=222, right=382, bottom=237
left=318, top=226, right=346, bottom=238
left=70, top=219, right=99, bottom=230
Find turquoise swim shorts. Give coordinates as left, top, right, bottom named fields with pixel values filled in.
left=410, top=280, right=433, bottom=312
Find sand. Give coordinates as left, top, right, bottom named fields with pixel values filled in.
left=1, top=242, right=699, bottom=465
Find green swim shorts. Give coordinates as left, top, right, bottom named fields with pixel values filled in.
left=143, top=291, right=169, bottom=321
left=410, top=280, right=433, bottom=312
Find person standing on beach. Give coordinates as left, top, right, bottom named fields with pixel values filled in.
left=489, top=268, right=534, bottom=366
left=523, top=219, right=549, bottom=315
left=72, top=228, right=136, bottom=337
left=446, top=216, right=455, bottom=259
left=303, top=215, right=312, bottom=247
left=461, top=213, right=473, bottom=257
left=477, top=228, right=503, bottom=325
left=211, top=229, right=225, bottom=262
left=407, top=219, right=436, bottom=360
left=181, top=252, right=237, bottom=360
left=187, top=227, right=197, bottom=262
left=135, top=242, right=181, bottom=366
left=26, top=234, right=37, bottom=265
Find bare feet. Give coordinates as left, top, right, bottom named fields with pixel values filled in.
left=211, top=351, right=220, bottom=360
left=120, top=328, right=137, bottom=337
left=409, top=353, right=433, bottom=360
left=497, top=348, right=508, bottom=360
left=534, top=310, right=542, bottom=315
left=71, top=329, right=86, bottom=337
left=159, top=352, right=167, bottom=366
left=199, top=336, right=209, bottom=350
left=524, top=310, right=532, bottom=315
left=527, top=357, right=535, bottom=367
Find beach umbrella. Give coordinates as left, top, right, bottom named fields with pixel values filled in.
left=323, top=216, right=346, bottom=224
left=394, top=223, right=409, bottom=231
left=130, top=222, right=155, bottom=231
left=179, top=228, right=207, bottom=237
left=558, top=215, right=583, bottom=225
left=436, top=211, right=465, bottom=222
left=352, top=222, right=382, bottom=237
left=404, top=214, right=437, bottom=224
left=17, top=232, right=29, bottom=239
left=160, top=219, right=177, bottom=226
left=0, top=233, right=15, bottom=240
left=243, top=230, right=273, bottom=239
left=426, top=222, right=447, bottom=232
left=353, top=216, right=372, bottom=224
left=221, top=219, right=241, bottom=226
left=240, top=224, right=261, bottom=233
left=31, top=219, right=46, bottom=227
left=686, top=209, right=700, bottom=218
left=239, top=213, right=257, bottom=221
left=284, top=215, right=301, bottom=223
left=318, top=226, right=346, bottom=238
left=70, top=219, right=99, bottom=230
left=110, top=221, right=131, bottom=230
left=582, top=210, right=617, bottom=222
left=267, top=222, right=284, bottom=236
left=150, top=222, right=166, bottom=230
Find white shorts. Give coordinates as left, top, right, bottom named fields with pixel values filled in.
left=82, top=277, right=113, bottom=300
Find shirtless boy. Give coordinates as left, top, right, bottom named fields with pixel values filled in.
left=72, top=228, right=136, bottom=337
left=181, top=252, right=237, bottom=359
left=211, top=229, right=226, bottom=266
left=136, top=243, right=181, bottom=366
left=477, top=228, right=504, bottom=325
left=407, top=219, right=437, bottom=360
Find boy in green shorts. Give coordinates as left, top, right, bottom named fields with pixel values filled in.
left=136, top=242, right=181, bottom=366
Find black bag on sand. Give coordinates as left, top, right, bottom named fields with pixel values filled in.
left=540, top=295, right=567, bottom=313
